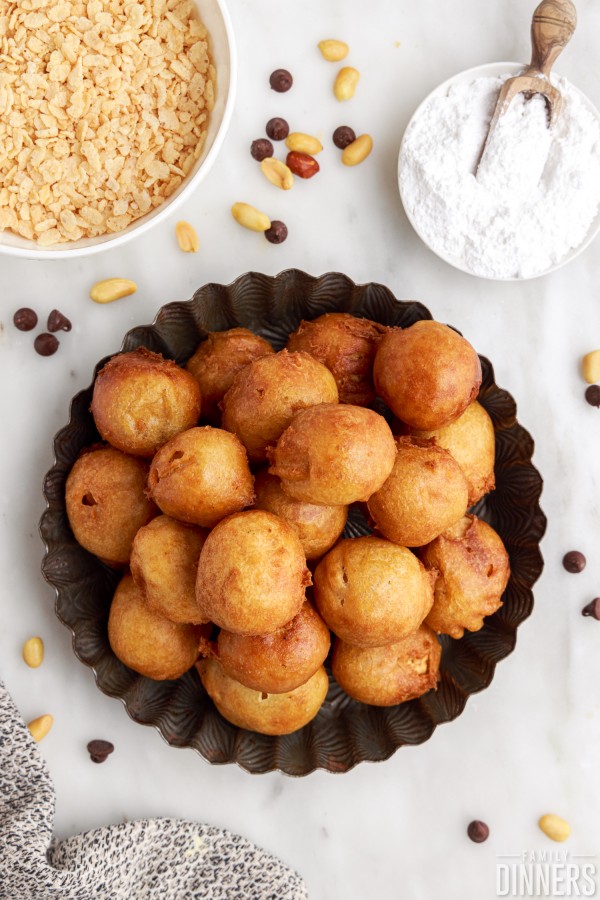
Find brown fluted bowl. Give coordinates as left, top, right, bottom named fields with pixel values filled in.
left=40, top=270, right=546, bottom=775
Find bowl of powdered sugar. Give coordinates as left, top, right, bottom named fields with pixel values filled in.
left=398, top=62, right=600, bottom=280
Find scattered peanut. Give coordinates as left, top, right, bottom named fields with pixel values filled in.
left=22, top=637, right=44, bottom=669
left=27, top=714, right=54, bottom=743
left=231, top=203, right=271, bottom=233
left=318, top=40, right=349, bottom=62
left=342, top=134, right=374, bottom=167
left=286, top=152, right=320, bottom=179
left=176, top=221, right=199, bottom=254
left=538, top=814, right=571, bottom=842
left=260, top=158, right=295, bottom=191
left=285, top=133, right=323, bottom=155
left=334, top=67, right=360, bottom=101
left=582, top=349, right=600, bottom=384
left=90, top=279, right=137, bottom=305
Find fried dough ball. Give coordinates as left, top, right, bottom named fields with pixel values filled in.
left=286, top=313, right=388, bottom=406
left=65, top=445, right=157, bottom=565
left=401, top=401, right=495, bottom=506
left=331, top=626, right=442, bottom=706
left=186, top=328, right=275, bottom=423
left=373, top=320, right=482, bottom=431
left=313, top=537, right=435, bottom=647
left=196, top=510, right=311, bottom=635
left=253, top=470, right=347, bottom=560
left=268, top=404, right=396, bottom=506
left=130, top=516, right=208, bottom=624
left=108, top=573, right=200, bottom=680
left=221, top=350, right=339, bottom=462
left=217, top=601, right=331, bottom=694
left=91, top=348, right=202, bottom=458
left=421, top=515, right=510, bottom=639
left=197, top=657, right=329, bottom=735
left=367, top=437, right=469, bottom=547
left=147, top=426, right=254, bottom=528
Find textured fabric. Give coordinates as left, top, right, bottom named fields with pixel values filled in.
left=0, top=680, right=307, bottom=900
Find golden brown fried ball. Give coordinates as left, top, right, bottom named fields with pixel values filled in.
left=196, top=510, right=311, bottom=635
left=313, top=537, right=435, bottom=647
left=373, top=320, right=482, bottom=431
left=221, top=350, right=339, bottom=463
left=268, top=404, right=396, bottom=506
left=286, top=312, right=388, bottom=406
left=65, top=445, right=157, bottom=565
left=130, top=515, right=208, bottom=624
left=91, top=348, right=202, bottom=458
left=217, top=601, right=331, bottom=694
left=253, top=470, right=347, bottom=560
left=421, top=515, right=510, bottom=638
left=367, top=436, right=469, bottom=547
left=108, top=573, right=200, bottom=680
left=197, top=657, right=329, bottom=735
left=331, top=625, right=442, bottom=706
left=401, top=401, right=495, bottom=506
left=147, top=426, right=254, bottom=528
left=186, top=328, right=275, bottom=424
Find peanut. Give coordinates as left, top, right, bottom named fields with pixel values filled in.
left=175, top=221, right=199, bottom=253
left=582, top=349, right=600, bottom=384
left=231, top=203, right=271, bottom=232
left=285, top=133, right=323, bottom=155
left=334, top=66, right=360, bottom=101
left=260, top=158, right=294, bottom=191
left=27, top=714, right=54, bottom=743
left=23, top=637, right=44, bottom=668
left=538, top=814, right=571, bottom=842
left=318, top=39, right=349, bottom=62
left=342, top=134, right=373, bottom=167
left=286, top=152, right=320, bottom=179
left=90, top=278, right=137, bottom=304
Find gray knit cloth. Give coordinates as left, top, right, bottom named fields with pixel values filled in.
left=0, top=680, right=307, bottom=900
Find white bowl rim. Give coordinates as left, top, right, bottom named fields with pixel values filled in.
left=0, top=0, right=237, bottom=260
left=398, top=60, right=600, bottom=282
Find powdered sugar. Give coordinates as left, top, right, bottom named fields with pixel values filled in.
left=399, top=73, right=600, bottom=279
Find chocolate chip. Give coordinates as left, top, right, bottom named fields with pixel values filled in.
left=87, top=739, right=115, bottom=763
left=269, top=69, right=293, bottom=93
left=333, top=126, right=356, bottom=149
left=34, top=333, right=59, bottom=356
left=264, top=220, right=288, bottom=244
left=47, top=309, right=72, bottom=333
left=467, top=820, right=489, bottom=843
left=563, top=550, right=586, bottom=573
left=266, top=117, right=289, bottom=141
left=13, top=308, right=38, bottom=331
left=251, top=138, right=274, bottom=161
left=585, top=385, right=600, bottom=407
left=582, top=598, right=600, bottom=619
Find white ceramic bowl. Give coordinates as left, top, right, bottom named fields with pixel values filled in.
left=0, top=0, right=236, bottom=260
left=398, top=61, right=600, bottom=281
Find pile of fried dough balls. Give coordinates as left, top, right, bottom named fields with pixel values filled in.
left=65, top=314, right=510, bottom=736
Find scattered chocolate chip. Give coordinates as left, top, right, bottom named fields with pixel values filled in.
left=585, top=385, right=600, bottom=407
left=582, top=598, right=600, bottom=619
left=266, top=117, right=289, bottom=141
left=47, top=309, right=72, bottom=333
left=34, top=333, right=59, bottom=357
left=467, top=820, right=489, bottom=843
left=269, top=69, right=293, bottom=93
left=87, top=739, right=115, bottom=763
left=563, top=550, right=586, bottom=573
left=251, top=138, right=274, bottom=161
left=264, top=221, right=288, bottom=244
left=13, top=307, right=38, bottom=331
left=333, top=125, right=356, bottom=149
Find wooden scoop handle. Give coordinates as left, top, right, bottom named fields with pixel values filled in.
left=529, top=0, right=577, bottom=77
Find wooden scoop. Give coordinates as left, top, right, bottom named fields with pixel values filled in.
left=478, top=0, right=577, bottom=171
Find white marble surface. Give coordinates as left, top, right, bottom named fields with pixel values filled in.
left=2, top=1, right=600, bottom=898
